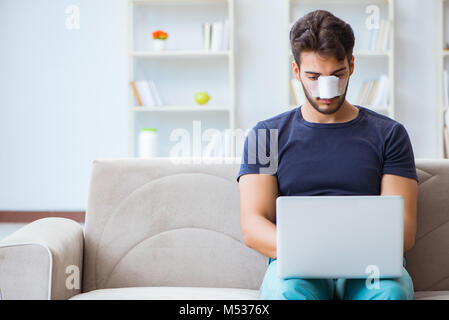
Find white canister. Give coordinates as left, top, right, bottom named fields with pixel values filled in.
left=138, top=128, right=158, bottom=158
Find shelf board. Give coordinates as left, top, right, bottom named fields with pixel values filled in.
left=288, top=50, right=391, bottom=58
left=130, top=0, right=228, bottom=5
left=354, top=50, right=391, bottom=57
left=131, top=51, right=231, bottom=58
left=130, top=105, right=231, bottom=112
left=289, top=0, right=388, bottom=4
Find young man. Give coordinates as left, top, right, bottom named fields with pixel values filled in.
left=237, top=10, right=418, bottom=300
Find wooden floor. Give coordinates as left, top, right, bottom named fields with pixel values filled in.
left=0, top=211, right=85, bottom=223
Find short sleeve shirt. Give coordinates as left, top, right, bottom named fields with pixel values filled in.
left=237, top=105, right=418, bottom=196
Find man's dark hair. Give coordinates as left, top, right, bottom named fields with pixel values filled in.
left=290, top=10, right=355, bottom=67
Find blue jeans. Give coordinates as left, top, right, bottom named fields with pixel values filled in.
left=260, top=257, right=414, bottom=300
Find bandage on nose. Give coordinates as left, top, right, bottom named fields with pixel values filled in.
left=308, top=75, right=346, bottom=99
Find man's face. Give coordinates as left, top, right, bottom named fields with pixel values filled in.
left=292, top=51, right=354, bottom=115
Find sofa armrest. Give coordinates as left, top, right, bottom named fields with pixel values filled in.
left=0, top=218, right=84, bottom=300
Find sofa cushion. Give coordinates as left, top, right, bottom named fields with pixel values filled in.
left=69, top=286, right=260, bottom=300
left=70, top=287, right=449, bottom=300
left=414, top=291, right=449, bottom=300
left=71, top=287, right=449, bottom=300
left=83, top=159, right=266, bottom=292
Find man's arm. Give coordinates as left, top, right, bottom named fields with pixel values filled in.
left=380, top=173, right=418, bottom=253
left=239, top=174, right=278, bottom=259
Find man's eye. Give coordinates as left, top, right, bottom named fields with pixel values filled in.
left=308, top=77, right=318, bottom=80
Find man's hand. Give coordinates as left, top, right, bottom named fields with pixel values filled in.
left=380, top=174, right=418, bottom=253
left=239, top=174, right=278, bottom=259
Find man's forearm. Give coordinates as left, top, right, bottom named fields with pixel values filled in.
left=403, top=229, right=416, bottom=253
left=242, top=215, right=277, bottom=259
left=403, top=213, right=417, bottom=253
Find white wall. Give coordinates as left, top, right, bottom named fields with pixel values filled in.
left=394, top=0, right=437, bottom=158
left=0, top=0, right=128, bottom=210
left=0, top=0, right=439, bottom=211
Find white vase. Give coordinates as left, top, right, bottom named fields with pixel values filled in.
left=153, top=39, right=166, bottom=51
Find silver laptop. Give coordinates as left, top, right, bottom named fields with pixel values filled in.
left=276, top=195, right=404, bottom=279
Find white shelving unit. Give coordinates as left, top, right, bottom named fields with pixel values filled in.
left=127, top=0, right=235, bottom=157
left=437, top=0, right=448, bottom=158
left=286, top=0, right=395, bottom=119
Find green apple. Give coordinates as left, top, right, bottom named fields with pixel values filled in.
left=194, top=92, right=210, bottom=105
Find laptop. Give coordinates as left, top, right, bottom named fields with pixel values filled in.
left=276, top=195, right=404, bottom=279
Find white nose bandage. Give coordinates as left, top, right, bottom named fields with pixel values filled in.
left=307, top=75, right=346, bottom=99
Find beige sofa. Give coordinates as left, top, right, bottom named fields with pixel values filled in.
left=1, top=158, right=449, bottom=300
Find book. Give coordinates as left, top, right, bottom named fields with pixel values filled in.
left=148, top=79, right=163, bottom=106
left=366, top=80, right=379, bottom=106
left=375, top=20, right=386, bottom=51
left=443, top=69, right=449, bottom=108
left=134, top=80, right=155, bottom=107
left=289, top=79, right=298, bottom=106
left=369, top=27, right=379, bottom=51
left=222, top=19, right=230, bottom=50
left=445, top=108, right=449, bottom=129
left=380, top=75, right=390, bottom=106
left=130, top=81, right=142, bottom=106
left=371, top=75, right=390, bottom=107
left=357, top=80, right=370, bottom=105
left=359, top=80, right=374, bottom=105
left=370, top=77, right=383, bottom=107
left=381, top=20, right=391, bottom=51
left=211, top=21, right=223, bottom=51
left=203, top=19, right=230, bottom=52
left=444, top=126, right=449, bottom=158
left=202, top=22, right=211, bottom=51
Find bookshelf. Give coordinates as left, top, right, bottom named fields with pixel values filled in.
left=286, top=0, right=395, bottom=119
left=437, top=0, right=448, bottom=158
left=127, top=0, right=235, bottom=157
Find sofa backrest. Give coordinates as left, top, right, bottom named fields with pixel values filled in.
left=83, top=158, right=449, bottom=293
left=82, top=158, right=267, bottom=293
left=406, top=159, right=449, bottom=291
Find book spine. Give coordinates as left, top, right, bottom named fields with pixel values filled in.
left=149, top=80, right=163, bottom=106
left=366, top=80, right=379, bottom=106
left=222, top=19, right=230, bottom=51
left=369, top=28, right=379, bottom=51
left=362, top=80, right=374, bottom=105
left=130, top=81, right=142, bottom=106
left=203, top=23, right=211, bottom=51
left=289, top=79, right=298, bottom=106
left=357, top=81, right=369, bottom=105
left=375, top=20, right=386, bottom=51
left=381, top=20, right=391, bottom=51
left=136, top=80, right=155, bottom=107
left=444, top=69, right=448, bottom=108
left=211, top=21, right=223, bottom=52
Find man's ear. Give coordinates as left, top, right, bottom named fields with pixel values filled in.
left=292, top=61, right=301, bottom=82
left=349, top=55, right=355, bottom=76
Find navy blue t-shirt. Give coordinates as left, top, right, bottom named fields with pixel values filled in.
left=237, top=105, right=418, bottom=196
